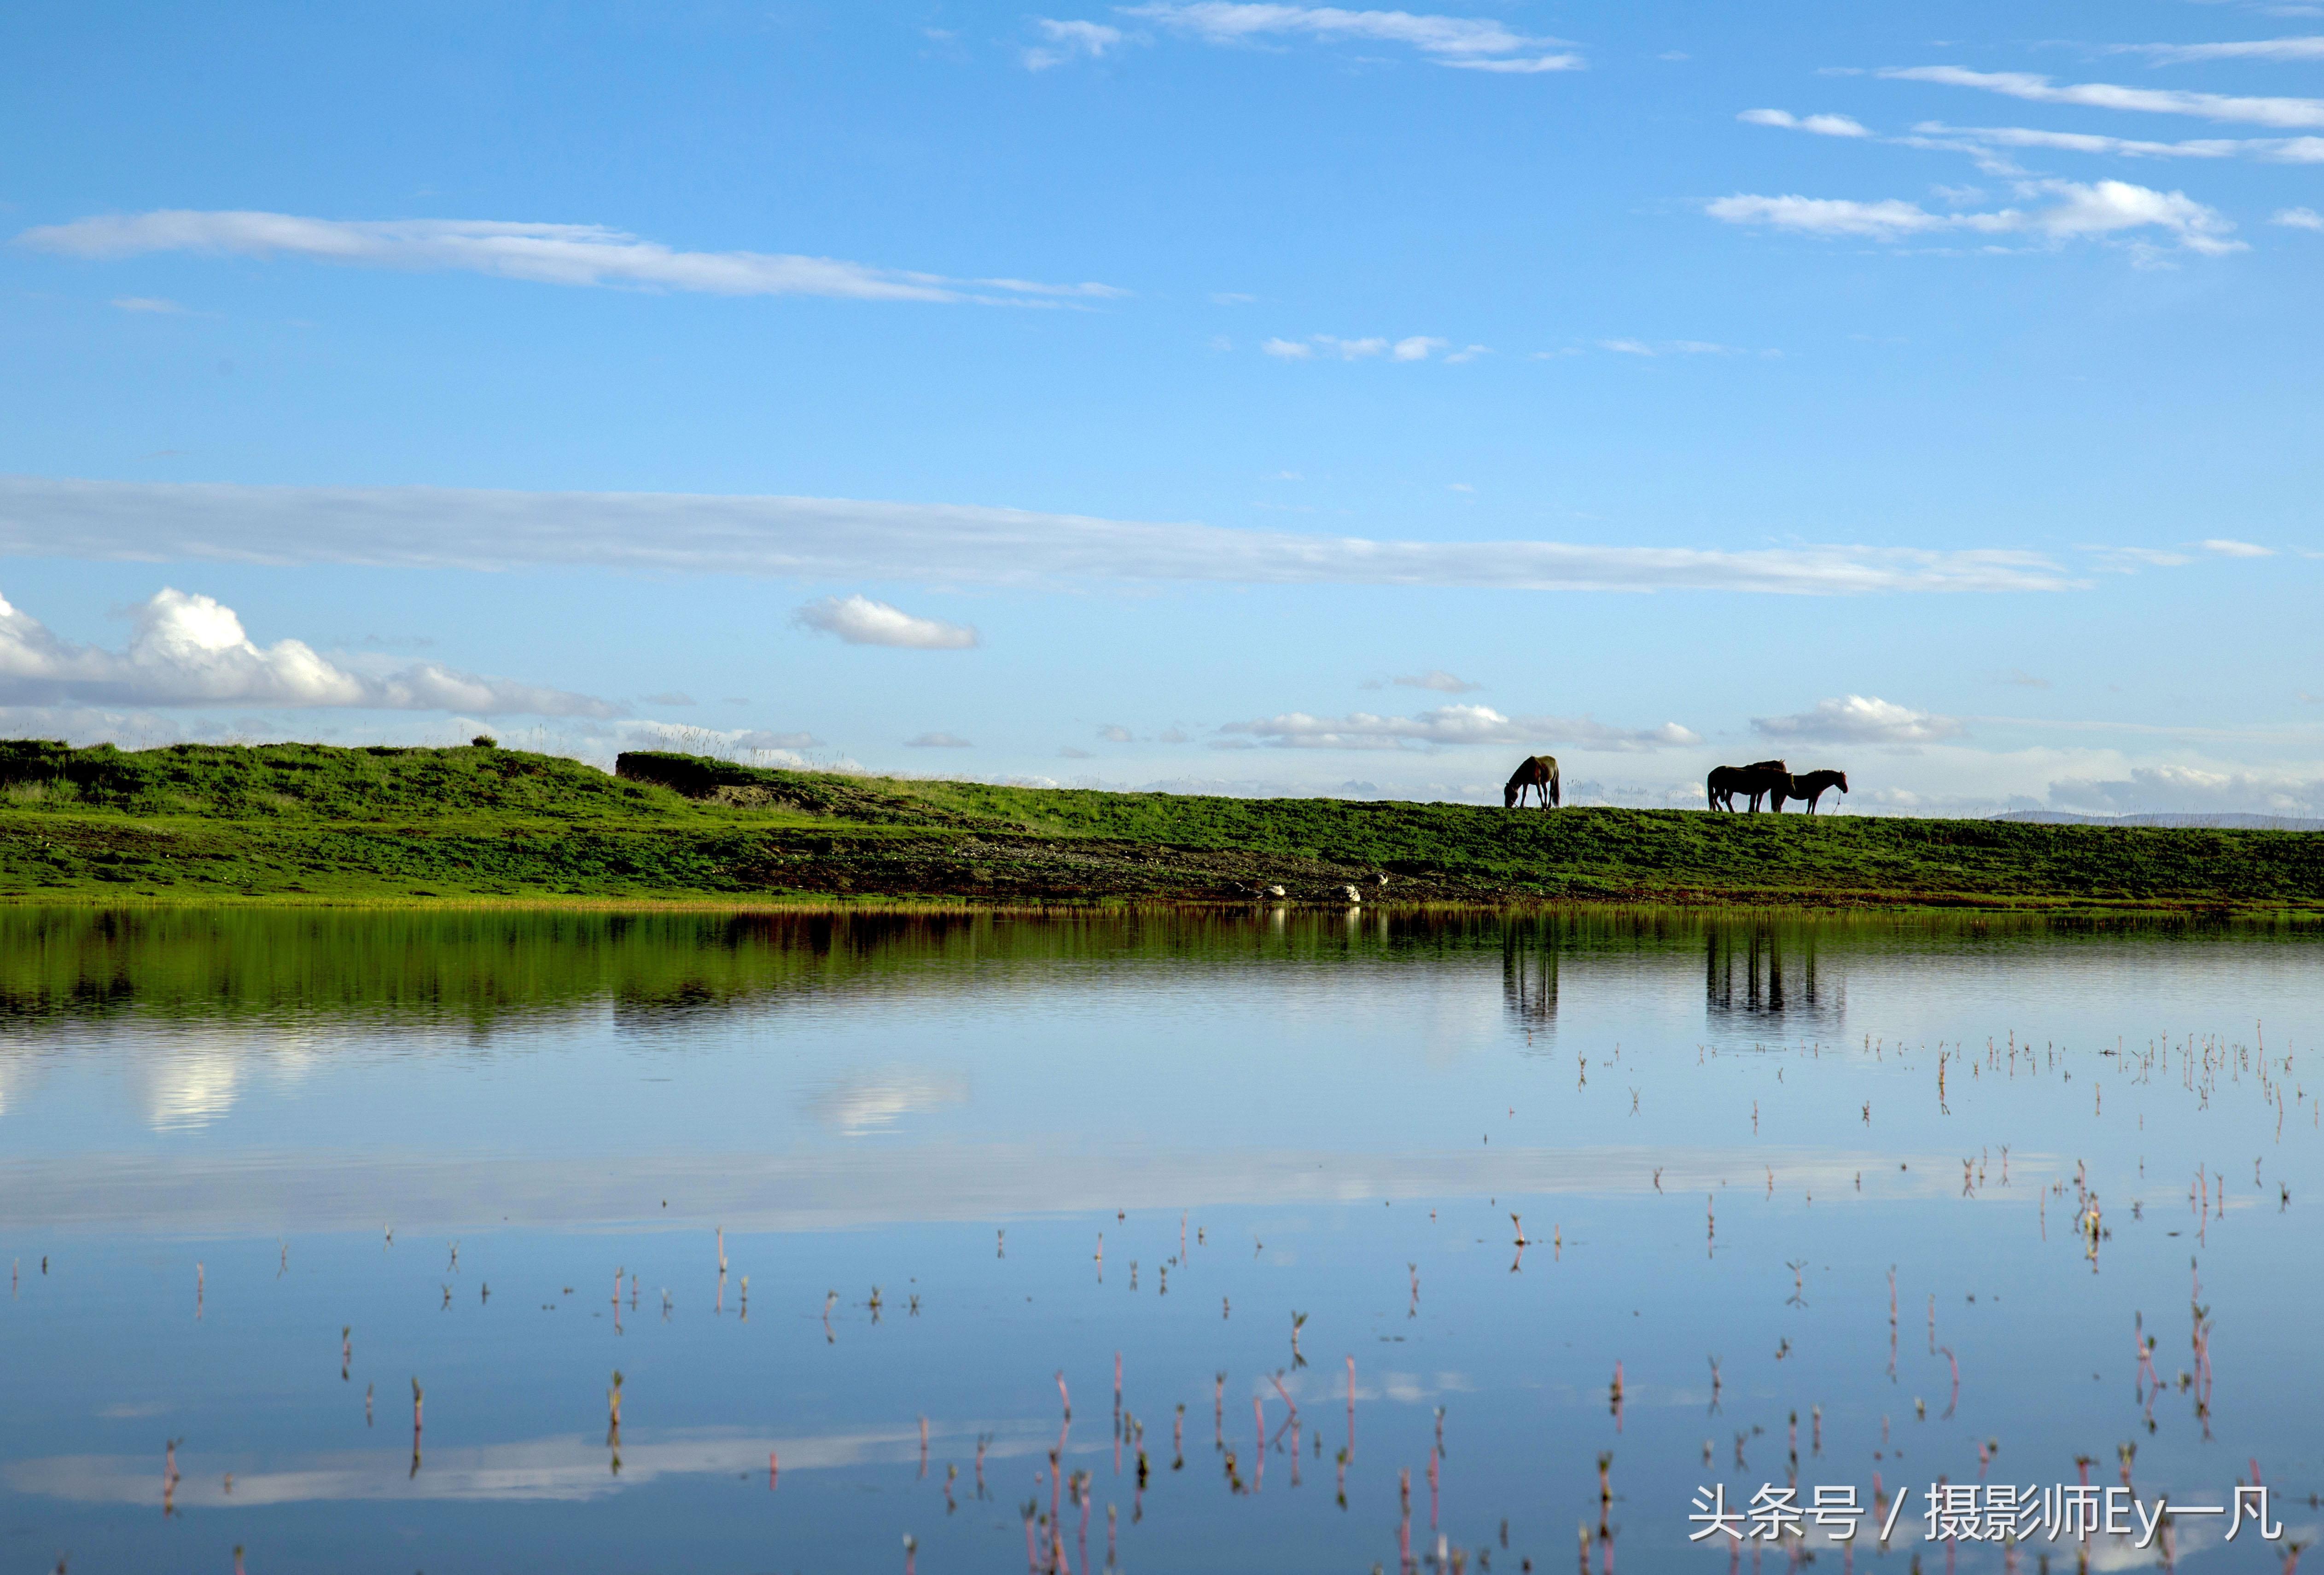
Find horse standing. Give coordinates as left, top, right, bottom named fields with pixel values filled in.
left=1774, top=769, right=1848, bottom=814
left=1504, top=755, right=1560, bottom=810
left=1707, top=759, right=1788, bottom=812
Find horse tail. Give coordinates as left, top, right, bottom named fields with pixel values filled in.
left=1549, top=760, right=1561, bottom=808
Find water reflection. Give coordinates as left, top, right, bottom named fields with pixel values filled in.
left=1499, top=935, right=1556, bottom=1035
left=1, top=906, right=2318, bottom=1574
left=1702, top=924, right=1841, bottom=1030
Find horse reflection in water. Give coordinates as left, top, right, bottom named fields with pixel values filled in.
left=1502, top=936, right=1557, bottom=1044
left=1704, top=924, right=1843, bottom=1030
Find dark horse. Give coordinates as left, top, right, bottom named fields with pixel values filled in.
left=1707, top=759, right=1788, bottom=812
left=1504, top=755, right=1560, bottom=809
left=1775, top=769, right=1848, bottom=814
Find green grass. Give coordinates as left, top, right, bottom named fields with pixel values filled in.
left=1, top=739, right=2318, bottom=911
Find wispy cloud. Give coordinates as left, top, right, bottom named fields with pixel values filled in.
left=1026, top=18, right=1127, bottom=70
left=1218, top=703, right=1699, bottom=752
left=1738, top=108, right=1870, bottom=137
left=2083, top=545, right=2194, bottom=571
left=2108, top=36, right=2324, bottom=66
left=1751, top=695, right=1963, bottom=745
left=2274, top=206, right=2324, bottom=228
left=1880, top=65, right=2324, bottom=130
left=1264, top=333, right=1471, bottom=360
left=1707, top=179, right=2242, bottom=254
left=793, top=594, right=979, bottom=649
left=2201, top=538, right=2275, bottom=557
left=110, top=296, right=189, bottom=314
left=1596, top=337, right=1742, bottom=357
left=1379, top=669, right=1482, bottom=694
left=1117, top=3, right=1582, bottom=72
left=0, top=586, right=613, bottom=715
left=904, top=731, right=973, bottom=748
left=17, top=210, right=1124, bottom=306
left=1911, top=121, right=2324, bottom=163
left=0, top=476, right=2084, bottom=595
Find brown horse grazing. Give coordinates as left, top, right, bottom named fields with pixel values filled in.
left=1774, top=768, right=1848, bottom=814
left=1707, top=759, right=1789, bottom=812
left=1504, top=755, right=1560, bottom=809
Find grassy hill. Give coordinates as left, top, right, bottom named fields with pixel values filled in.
left=0, top=739, right=2318, bottom=911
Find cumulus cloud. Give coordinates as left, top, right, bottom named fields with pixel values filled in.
left=2202, top=538, right=2274, bottom=557
left=2276, top=207, right=2324, bottom=229
left=1218, top=703, right=1699, bottom=752
left=0, top=475, right=2082, bottom=595
left=793, top=595, right=979, bottom=650
left=1261, top=337, right=1313, bottom=358
left=904, top=731, right=973, bottom=748
left=1739, top=108, right=1871, bottom=137
left=1751, top=695, right=1963, bottom=745
left=1707, top=179, right=2241, bottom=254
left=1879, top=65, right=2324, bottom=130
left=0, top=587, right=613, bottom=715
left=2046, top=764, right=2324, bottom=818
left=17, top=210, right=1124, bottom=306
left=1025, top=18, right=1127, bottom=69
left=1118, top=3, right=1583, bottom=72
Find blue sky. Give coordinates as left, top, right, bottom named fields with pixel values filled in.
left=3, top=0, right=2321, bottom=814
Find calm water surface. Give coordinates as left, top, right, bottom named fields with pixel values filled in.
left=1, top=908, right=2318, bottom=1573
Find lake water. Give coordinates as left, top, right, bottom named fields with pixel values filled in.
left=1, top=907, right=2318, bottom=1573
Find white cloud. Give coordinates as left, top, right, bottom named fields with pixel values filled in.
left=2110, top=36, right=2324, bottom=65
left=1218, top=703, right=1699, bottom=752
left=1913, top=121, right=2324, bottom=163
left=0, top=476, right=2084, bottom=595
left=1880, top=65, right=2324, bottom=130
left=1443, top=343, right=1490, bottom=362
left=1738, top=108, right=1871, bottom=137
left=111, top=296, right=188, bottom=313
left=2201, top=538, right=2275, bottom=557
left=1708, top=179, right=2241, bottom=254
left=1211, top=290, right=1257, bottom=304
left=1393, top=669, right=1483, bottom=693
left=0, top=587, right=613, bottom=715
left=1270, top=333, right=1465, bottom=360
left=2084, top=545, right=2194, bottom=571
left=793, top=594, right=979, bottom=650
left=2046, top=763, right=2324, bottom=818
left=1118, top=3, right=1582, bottom=71
left=2274, top=206, right=2324, bottom=228
left=904, top=731, right=973, bottom=748
left=18, top=210, right=1124, bottom=306
left=1598, top=337, right=1738, bottom=357
left=1026, top=18, right=1128, bottom=69
left=1751, top=695, right=1963, bottom=745
left=1097, top=724, right=1134, bottom=742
